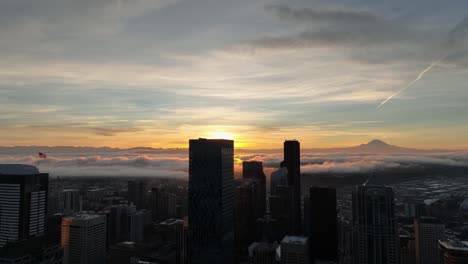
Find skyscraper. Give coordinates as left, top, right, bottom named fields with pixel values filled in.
left=128, top=180, right=146, bottom=209
left=0, top=164, right=48, bottom=248
left=414, top=217, right=445, bottom=264
left=243, top=161, right=267, bottom=216
left=157, top=219, right=186, bottom=264
left=283, top=140, right=301, bottom=234
left=62, top=189, right=81, bottom=214
left=188, top=138, right=234, bottom=263
left=234, top=179, right=257, bottom=262
left=61, top=214, right=106, bottom=264
left=280, top=236, right=310, bottom=264
left=309, top=186, right=338, bottom=262
left=352, top=177, right=400, bottom=264
left=269, top=185, right=296, bottom=239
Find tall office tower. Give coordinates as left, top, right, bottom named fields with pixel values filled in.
left=439, top=239, right=468, bottom=263
left=150, top=187, right=177, bottom=221
left=110, top=204, right=137, bottom=244
left=283, top=140, right=301, bottom=234
left=128, top=180, right=146, bottom=209
left=243, top=161, right=267, bottom=216
left=62, top=189, right=81, bottom=214
left=188, top=138, right=234, bottom=264
left=249, top=241, right=280, bottom=264
left=234, top=180, right=257, bottom=262
left=280, top=236, right=310, bottom=264
left=0, top=164, right=48, bottom=248
left=270, top=166, right=288, bottom=195
left=414, top=217, right=445, bottom=264
left=157, top=219, right=186, bottom=264
left=128, top=209, right=152, bottom=243
left=309, top=186, right=338, bottom=262
left=352, top=178, right=400, bottom=264
left=257, top=215, right=281, bottom=243
left=61, top=214, right=106, bottom=264
left=270, top=185, right=296, bottom=237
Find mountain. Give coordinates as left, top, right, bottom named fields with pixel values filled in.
left=306, top=139, right=439, bottom=153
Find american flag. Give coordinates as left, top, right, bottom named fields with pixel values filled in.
left=38, top=152, right=47, bottom=159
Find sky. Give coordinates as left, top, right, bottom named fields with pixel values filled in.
left=1, top=0, right=468, bottom=149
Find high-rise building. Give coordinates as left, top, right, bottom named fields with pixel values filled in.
left=243, top=161, right=267, bottom=216
left=234, top=179, right=257, bottom=262
left=61, top=214, right=106, bottom=264
left=128, top=209, right=152, bottom=243
left=157, top=219, right=186, bottom=264
left=110, top=204, right=137, bottom=244
left=128, top=181, right=146, bottom=209
left=309, top=186, right=338, bottom=262
left=283, top=140, right=301, bottom=234
left=62, top=189, right=81, bottom=214
left=352, top=177, right=400, bottom=264
left=0, top=164, right=48, bottom=248
left=280, top=236, right=310, bottom=264
left=414, top=217, right=444, bottom=264
left=188, top=138, right=234, bottom=264
left=270, top=167, right=288, bottom=196
left=150, top=187, right=177, bottom=221
left=249, top=241, right=280, bottom=264
left=439, top=239, right=468, bottom=264
left=270, top=185, right=296, bottom=237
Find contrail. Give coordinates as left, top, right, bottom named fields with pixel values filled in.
left=376, top=56, right=445, bottom=109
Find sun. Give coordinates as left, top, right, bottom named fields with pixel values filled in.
left=208, top=131, right=234, bottom=140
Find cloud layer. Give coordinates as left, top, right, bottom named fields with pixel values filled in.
left=2, top=147, right=468, bottom=178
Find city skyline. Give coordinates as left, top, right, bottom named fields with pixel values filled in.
left=1, top=0, right=468, bottom=149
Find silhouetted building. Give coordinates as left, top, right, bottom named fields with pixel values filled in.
left=128, top=181, right=146, bottom=209
left=249, top=241, right=280, bottom=264
left=188, top=138, right=234, bottom=264
left=257, top=215, right=281, bottom=243
left=0, top=164, right=48, bottom=248
left=156, top=219, right=186, bottom=264
left=150, top=187, right=177, bottom=221
left=270, top=186, right=296, bottom=238
left=46, top=213, right=63, bottom=245
left=128, top=209, right=152, bottom=243
left=110, top=204, right=137, bottom=244
left=283, top=140, right=301, bottom=234
left=309, top=186, right=338, bottom=262
left=439, top=239, right=468, bottom=264
left=61, top=214, right=106, bottom=264
left=109, top=241, right=147, bottom=264
left=352, top=177, right=399, bottom=264
left=270, top=167, right=288, bottom=195
left=234, top=180, right=257, bottom=262
left=280, top=236, right=310, bottom=264
left=243, top=161, right=267, bottom=216
left=414, top=217, right=444, bottom=264
left=62, top=189, right=81, bottom=214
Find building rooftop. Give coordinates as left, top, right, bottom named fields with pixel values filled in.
left=0, top=164, right=39, bottom=175
left=440, top=239, right=468, bottom=251
left=281, top=236, right=308, bottom=245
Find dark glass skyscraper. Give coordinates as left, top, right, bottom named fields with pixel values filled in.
left=128, top=180, right=146, bottom=209
left=352, top=177, right=399, bottom=264
left=309, top=186, right=338, bottom=261
left=0, top=164, right=48, bottom=248
left=242, top=161, right=266, bottom=217
left=188, top=138, right=234, bottom=264
left=283, top=140, right=301, bottom=234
